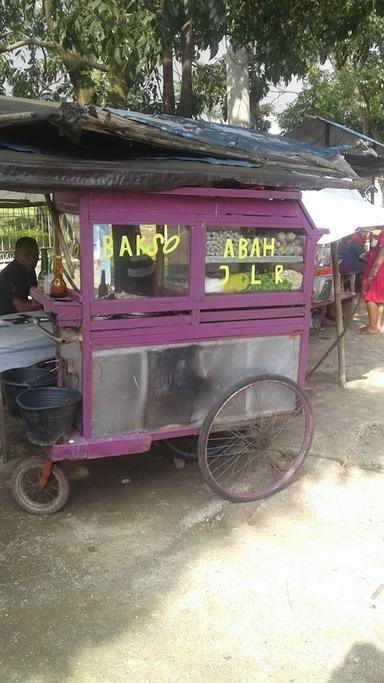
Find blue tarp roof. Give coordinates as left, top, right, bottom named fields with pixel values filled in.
left=105, top=108, right=352, bottom=162
left=0, top=101, right=365, bottom=193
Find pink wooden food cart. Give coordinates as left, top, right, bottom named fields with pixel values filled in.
left=11, top=186, right=320, bottom=514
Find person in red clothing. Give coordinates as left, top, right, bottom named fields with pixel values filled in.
left=361, top=230, right=384, bottom=334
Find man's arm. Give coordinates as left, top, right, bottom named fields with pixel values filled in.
left=1, top=269, right=41, bottom=313
left=12, top=297, right=41, bottom=313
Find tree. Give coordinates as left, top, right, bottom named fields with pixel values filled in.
left=0, top=1, right=226, bottom=113
left=278, top=66, right=384, bottom=140
left=191, top=57, right=273, bottom=129
left=1, top=0, right=383, bottom=119
left=0, top=1, right=160, bottom=105
left=228, top=0, right=383, bottom=85
left=278, top=14, right=384, bottom=141
left=147, top=0, right=384, bottom=119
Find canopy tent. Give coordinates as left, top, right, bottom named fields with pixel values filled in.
left=301, top=187, right=384, bottom=388
left=302, top=188, right=384, bottom=243
left=0, top=190, right=46, bottom=208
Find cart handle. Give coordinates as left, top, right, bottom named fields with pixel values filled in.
left=33, top=318, right=82, bottom=345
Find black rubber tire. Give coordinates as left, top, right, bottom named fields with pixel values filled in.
left=164, top=437, right=198, bottom=461
left=11, top=457, right=70, bottom=515
left=198, top=374, right=313, bottom=503
left=164, top=433, right=237, bottom=462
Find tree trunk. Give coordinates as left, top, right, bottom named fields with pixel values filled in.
left=106, top=74, right=127, bottom=109
left=67, top=68, right=96, bottom=105
left=356, top=83, right=379, bottom=139
left=60, top=49, right=96, bottom=105
left=179, top=13, right=193, bottom=117
left=161, top=42, right=175, bottom=114
left=225, top=41, right=250, bottom=128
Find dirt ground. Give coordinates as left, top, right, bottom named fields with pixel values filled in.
left=1, top=304, right=384, bottom=683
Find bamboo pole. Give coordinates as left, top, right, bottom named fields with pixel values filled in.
left=331, top=240, right=346, bottom=387
left=44, top=194, right=75, bottom=277
left=62, top=264, right=79, bottom=293
left=307, top=293, right=361, bottom=378
left=0, top=389, right=7, bottom=464
left=0, top=112, right=36, bottom=123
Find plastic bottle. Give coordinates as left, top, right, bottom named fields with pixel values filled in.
left=38, top=248, right=49, bottom=290
left=50, top=255, right=68, bottom=298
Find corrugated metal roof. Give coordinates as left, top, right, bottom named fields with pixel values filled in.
left=313, top=116, right=384, bottom=151
left=284, top=116, right=384, bottom=177
left=103, top=107, right=352, bottom=161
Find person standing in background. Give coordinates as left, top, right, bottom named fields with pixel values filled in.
left=361, top=230, right=384, bottom=334
left=338, top=229, right=370, bottom=292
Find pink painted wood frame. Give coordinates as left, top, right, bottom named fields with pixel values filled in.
left=79, top=193, right=93, bottom=438
left=49, top=187, right=319, bottom=456
left=91, top=318, right=305, bottom=349
left=30, top=287, right=82, bottom=326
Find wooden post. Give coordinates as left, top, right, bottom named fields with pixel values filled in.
left=46, top=194, right=60, bottom=254
left=0, top=388, right=7, bottom=463
left=331, top=240, right=346, bottom=387
left=370, top=176, right=375, bottom=205
left=44, top=194, right=75, bottom=276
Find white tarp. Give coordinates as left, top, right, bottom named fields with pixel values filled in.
left=0, top=190, right=46, bottom=207
left=301, top=188, right=384, bottom=244
left=0, top=318, right=54, bottom=373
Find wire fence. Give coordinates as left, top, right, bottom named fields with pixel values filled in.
left=0, top=206, right=52, bottom=265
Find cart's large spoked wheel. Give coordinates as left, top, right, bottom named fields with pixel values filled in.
left=11, top=457, right=70, bottom=515
left=198, top=375, right=313, bottom=502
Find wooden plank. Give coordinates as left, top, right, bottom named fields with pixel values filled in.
left=45, top=194, right=75, bottom=278
left=0, top=388, right=7, bottom=463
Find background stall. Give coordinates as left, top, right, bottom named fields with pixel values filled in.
left=302, top=188, right=384, bottom=385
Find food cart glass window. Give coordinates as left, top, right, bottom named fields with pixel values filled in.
left=205, top=227, right=305, bottom=294
left=59, top=213, right=81, bottom=290
left=93, top=223, right=190, bottom=299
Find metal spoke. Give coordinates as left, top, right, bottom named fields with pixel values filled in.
left=200, top=377, right=312, bottom=501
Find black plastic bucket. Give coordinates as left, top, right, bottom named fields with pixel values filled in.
left=1, top=367, right=57, bottom=418
left=16, top=387, right=82, bottom=446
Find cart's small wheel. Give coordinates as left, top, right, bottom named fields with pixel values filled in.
left=11, top=457, right=70, bottom=515
left=198, top=375, right=313, bottom=503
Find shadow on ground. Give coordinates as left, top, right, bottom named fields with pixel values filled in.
left=0, top=303, right=384, bottom=681
left=330, top=642, right=384, bottom=682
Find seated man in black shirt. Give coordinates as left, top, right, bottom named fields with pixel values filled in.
left=0, top=237, right=41, bottom=315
